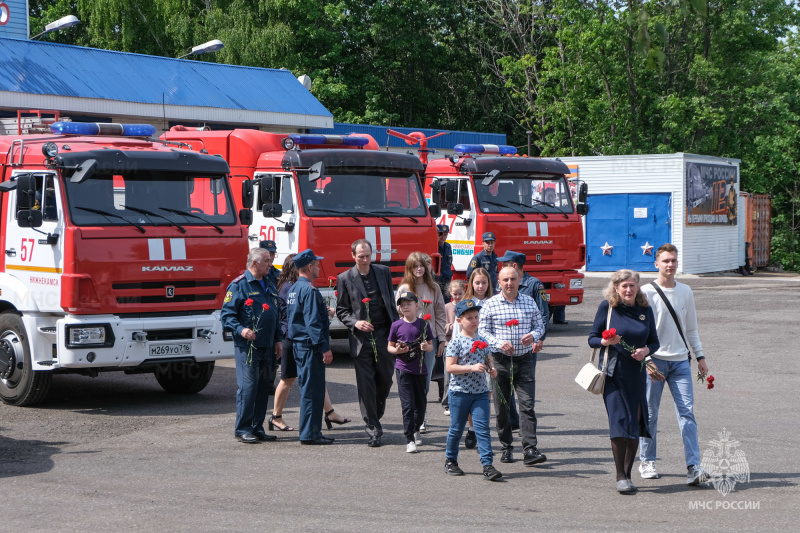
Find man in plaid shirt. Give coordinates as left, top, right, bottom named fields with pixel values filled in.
left=478, top=266, right=547, bottom=466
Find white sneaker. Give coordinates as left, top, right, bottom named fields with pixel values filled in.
left=639, top=461, right=659, bottom=479
left=406, top=441, right=418, bottom=453
left=687, top=465, right=709, bottom=485
left=414, top=431, right=423, bottom=445
left=420, top=421, right=427, bottom=434
left=443, top=408, right=450, bottom=416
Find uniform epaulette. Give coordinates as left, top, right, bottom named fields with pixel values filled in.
left=232, top=273, right=245, bottom=283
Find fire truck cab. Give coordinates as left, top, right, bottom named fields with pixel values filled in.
left=0, top=122, right=250, bottom=406
left=425, top=144, right=588, bottom=307
left=161, top=129, right=442, bottom=330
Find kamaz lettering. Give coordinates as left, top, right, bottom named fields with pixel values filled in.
left=142, top=266, right=194, bottom=272
left=524, top=240, right=553, bottom=245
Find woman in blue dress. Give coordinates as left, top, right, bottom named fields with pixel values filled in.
left=588, top=270, right=661, bottom=493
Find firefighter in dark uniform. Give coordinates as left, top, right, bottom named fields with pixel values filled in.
left=436, top=224, right=454, bottom=302
left=286, top=249, right=334, bottom=445
left=221, top=247, right=282, bottom=443
left=466, top=232, right=499, bottom=291
left=259, top=239, right=280, bottom=288
left=497, top=250, right=550, bottom=431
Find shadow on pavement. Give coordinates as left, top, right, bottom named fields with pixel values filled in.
left=0, top=429, right=63, bottom=479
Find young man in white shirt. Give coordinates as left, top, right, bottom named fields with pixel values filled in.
left=639, top=243, right=710, bottom=485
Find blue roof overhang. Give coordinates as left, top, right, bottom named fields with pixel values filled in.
left=0, top=37, right=333, bottom=129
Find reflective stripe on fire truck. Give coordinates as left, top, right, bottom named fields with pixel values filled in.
left=148, top=238, right=187, bottom=261
left=364, top=227, right=392, bottom=261
left=527, top=222, right=549, bottom=237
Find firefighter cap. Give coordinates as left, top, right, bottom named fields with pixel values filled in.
left=482, top=232, right=496, bottom=242
left=259, top=240, right=277, bottom=252
left=498, top=250, right=526, bottom=266
left=293, top=249, right=324, bottom=269
left=396, top=291, right=418, bottom=305
left=436, top=224, right=449, bottom=234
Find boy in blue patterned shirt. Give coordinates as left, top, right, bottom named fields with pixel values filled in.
left=444, top=300, right=502, bottom=481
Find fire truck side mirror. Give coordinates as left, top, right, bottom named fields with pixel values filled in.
left=242, top=180, right=255, bottom=209
left=260, top=175, right=276, bottom=199
left=429, top=179, right=441, bottom=200
left=262, top=204, right=283, bottom=218
left=15, top=174, right=37, bottom=209
left=576, top=203, right=589, bottom=216
left=447, top=203, right=464, bottom=216
left=445, top=180, right=459, bottom=203
left=578, top=182, right=588, bottom=203
left=428, top=204, right=442, bottom=218
left=239, top=208, right=253, bottom=226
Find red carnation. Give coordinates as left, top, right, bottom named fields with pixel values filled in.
left=262, top=303, right=269, bottom=311
left=245, top=298, right=254, bottom=307
left=422, top=299, right=432, bottom=305
left=328, top=276, right=336, bottom=282
left=505, top=319, right=519, bottom=327
left=706, top=375, right=715, bottom=384
left=362, top=298, right=371, bottom=303
left=602, top=328, right=617, bottom=340
left=423, top=313, right=432, bottom=321
left=707, top=382, right=714, bottom=390
left=471, top=340, right=482, bottom=353
left=335, top=291, right=338, bottom=297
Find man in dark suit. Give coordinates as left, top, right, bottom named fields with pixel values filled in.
left=336, top=239, right=399, bottom=447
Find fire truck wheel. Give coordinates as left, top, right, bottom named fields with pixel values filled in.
left=0, top=313, right=52, bottom=406
left=154, top=361, right=215, bottom=394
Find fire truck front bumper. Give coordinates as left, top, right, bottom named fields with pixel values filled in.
left=54, top=313, right=232, bottom=369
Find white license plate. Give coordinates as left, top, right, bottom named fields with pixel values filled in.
left=545, top=293, right=551, bottom=301
left=149, top=343, right=192, bottom=356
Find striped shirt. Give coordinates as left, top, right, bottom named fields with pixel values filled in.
left=478, top=291, right=545, bottom=356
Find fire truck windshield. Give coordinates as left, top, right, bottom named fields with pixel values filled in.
left=64, top=172, right=237, bottom=228
left=297, top=171, right=428, bottom=218
left=474, top=175, right=575, bottom=215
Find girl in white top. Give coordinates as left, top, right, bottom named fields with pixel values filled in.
left=445, top=280, right=468, bottom=341
left=466, top=267, right=494, bottom=305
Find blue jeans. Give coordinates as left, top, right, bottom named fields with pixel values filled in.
left=234, top=344, right=274, bottom=436
left=446, top=390, right=493, bottom=466
left=639, top=358, right=700, bottom=466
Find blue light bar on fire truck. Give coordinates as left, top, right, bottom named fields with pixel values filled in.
left=50, top=122, right=157, bottom=137
left=284, top=134, right=369, bottom=149
left=453, top=144, right=517, bottom=155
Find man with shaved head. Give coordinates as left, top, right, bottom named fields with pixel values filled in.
left=478, top=266, right=547, bottom=466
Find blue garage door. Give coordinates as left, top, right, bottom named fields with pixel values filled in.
left=586, top=193, right=671, bottom=271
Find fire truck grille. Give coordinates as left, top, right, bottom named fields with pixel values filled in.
left=116, top=294, right=217, bottom=304
left=146, top=328, right=195, bottom=341
left=113, top=280, right=220, bottom=305
left=113, top=281, right=220, bottom=290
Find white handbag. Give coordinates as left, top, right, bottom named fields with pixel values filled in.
left=575, top=304, right=612, bottom=395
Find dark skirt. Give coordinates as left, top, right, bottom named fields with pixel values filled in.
left=280, top=338, right=298, bottom=380
left=602, top=353, right=651, bottom=440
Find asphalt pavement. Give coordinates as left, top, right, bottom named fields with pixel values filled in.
left=2, top=273, right=798, bottom=532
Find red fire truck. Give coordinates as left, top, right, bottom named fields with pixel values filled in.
left=0, top=122, right=250, bottom=406
left=424, top=143, right=588, bottom=307
left=161, top=129, right=441, bottom=328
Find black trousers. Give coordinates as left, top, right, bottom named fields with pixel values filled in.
left=352, top=326, right=394, bottom=436
left=493, top=352, right=539, bottom=451
left=396, top=369, right=427, bottom=442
